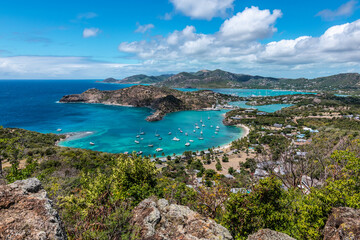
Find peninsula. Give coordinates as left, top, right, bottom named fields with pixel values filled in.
left=59, top=85, right=239, bottom=121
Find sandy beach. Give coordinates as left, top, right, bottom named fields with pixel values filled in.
left=203, top=124, right=253, bottom=175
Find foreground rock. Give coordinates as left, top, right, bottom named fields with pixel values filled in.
left=247, top=229, right=295, bottom=240
left=60, top=85, right=239, bottom=121
left=131, top=197, right=233, bottom=240
left=323, top=207, right=360, bottom=240
left=0, top=178, right=67, bottom=240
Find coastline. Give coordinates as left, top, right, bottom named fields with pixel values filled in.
left=56, top=131, right=94, bottom=147
left=213, top=124, right=250, bottom=152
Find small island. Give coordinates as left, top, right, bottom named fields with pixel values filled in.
left=59, top=85, right=240, bottom=121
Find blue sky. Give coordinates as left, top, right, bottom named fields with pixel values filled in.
left=0, top=0, right=360, bottom=79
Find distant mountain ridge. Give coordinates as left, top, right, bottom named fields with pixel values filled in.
left=102, top=74, right=173, bottom=84
left=102, top=70, right=360, bottom=91
left=156, top=69, right=279, bottom=88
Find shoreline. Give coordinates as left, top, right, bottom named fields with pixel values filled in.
left=56, top=131, right=95, bottom=147
left=213, top=124, right=250, bottom=152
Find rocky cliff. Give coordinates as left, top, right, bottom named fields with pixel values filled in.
left=131, top=197, right=233, bottom=240
left=0, top=178, right=67, bottom=240
left=60, top=85, right=237, bottom=121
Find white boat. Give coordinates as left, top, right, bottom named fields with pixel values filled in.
left=136, top=135, right=140, bottom=138
left=189, top=140, right=194, bottom=142
left=210, top=125, right=213, bottom=128
left=178, top=128, right=181, bottom=130
left=140, top=132, right=145, bottom=135
left=193, top=129, right=196, bottom=133
left=158, top=137, right=162, bottom=140
left=200, top=131, right=203, bottom=135
left=195, top=126, right=200, bottom=129
left=216, top=126, right=220, bottom=129
left=208, top=117, right=210, bottom=120
left=124, top=152, right=129, bottom=154
left=215, top=128, right=219, bottom=132
left=137, top=151, right=143, bottom=155
left=141, top=138, right=144, bottom=140
left=185, top=142, right=190, bottom=146
left=56, top=129, right=62, bottom=132
left=185, top=133, right=188, bottom=136
left=168, top=132, right=172, bottom=135
left=155, top=134, right=160, bottom=137
left=180, top=130, right=183, bottom=133
left=202, top=124, right=205, bottom=127
left=198, top=137, right=204, bottom=140
left=89, top=142, right=95, bottom=145
left=156, top=148, right=163, bottom=152
left=200, top=120, right=203, bottom=123
left=148, top=144, right=154, bottom=147
left=134, top=140, right=140, bottom=144
left=172, top=137, right=180, bottom=141
left=195, top=123, right=198, bottom=126
left=215, top=132, right=218, bottom=134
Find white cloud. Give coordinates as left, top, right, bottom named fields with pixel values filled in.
left=170, top=0, right=234, bottom=20
left=219, top=6, right=282, bottom=42
left=117, top=7, right=360, bottom=78
left=77, top=12, right=98, bottom=20
left=135, top=23, right=155, bottom=33
left=0, top=56, right=131, bottom=79
left=259, top=19, right=360, bottom=64
left=317, top=0, right=358, bottom=21
left=83, top=28, right=101, bottom=38
left=118, top=7, right=282, bottom=61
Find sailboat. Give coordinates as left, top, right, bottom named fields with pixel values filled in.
left=57, top=129, right=62, bottom=132
left=134, top=140, right=140, bottom=144
left=89, top=142, right=95, bottom=145
left=156, top=148, right=163, bottom=152
left=148, top=144, right=154, bottom=147
left=185, top=142, right=190, bottom=146
left=155, top=130, right=160, bottom=137
left=172, top=137, right=180, bottom=141
left=189, top=140, right=194, bottom=142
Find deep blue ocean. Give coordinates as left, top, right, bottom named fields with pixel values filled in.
left=0, top=80, right=305, bottom=156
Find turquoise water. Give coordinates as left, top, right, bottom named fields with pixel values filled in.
left=0, top=80, right=303, bottom=156
left=229, top=101, right=293, bottom=112
left=59, top=108, right=240, bottom=156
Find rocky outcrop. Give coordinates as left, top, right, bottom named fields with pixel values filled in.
left=0, top=178, right=67, bottom=240
left=247, top=229, right=295, bottom=240
left=323, top=207, right=360, bottom=240
left=60, top=85, right=238, bottom=121
left=131, top=197, right=233, bottom=240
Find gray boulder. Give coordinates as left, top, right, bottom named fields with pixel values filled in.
left=247, top=229, right=295, bottom=240
left=131, top=197, right=233, bottom=240
left=323, top=207, right=360, bottom=240
left=0, top=178, right=67, bottom=240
